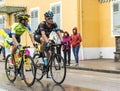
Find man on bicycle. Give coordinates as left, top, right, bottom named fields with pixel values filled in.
left=9, top=13, right=35, bottom=63
left=34, top=11, right=63, bottom=60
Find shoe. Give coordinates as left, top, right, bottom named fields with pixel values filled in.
left=20, top=73, right=24, bottom=80
left=9, top=58, right=14, bottom=65
left=46, top=71, right=51, bottom=78
left=75, top=63, right=79, bottom=67
left=66, top=63, right=70, bottom=66
left=2, top=57, right=5, bottom=60
left=25, top=68, right=32, bottom=71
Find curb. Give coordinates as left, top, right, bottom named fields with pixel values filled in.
left=67, top=66, right=120, bottom=74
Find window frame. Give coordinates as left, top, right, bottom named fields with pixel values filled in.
left=50, top=1, right=62, bottom=29
left=111, top=1, right=120, bottom=36
left=30, top=7, right=40, bottom=32
left=0, top=0, right=4, bottom=2
left=0, top=15, right=5, bottom=29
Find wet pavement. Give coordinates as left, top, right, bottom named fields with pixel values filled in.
left=0, top=73, right=97, bottom=91
left=0, top=58, right=119, bottom=90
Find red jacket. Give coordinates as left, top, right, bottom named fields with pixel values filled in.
left=70, top=33, right=82, bottom=47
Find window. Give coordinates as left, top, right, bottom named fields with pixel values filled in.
left=0, top=16, right=5, bottom=29
left=111, top=1, right=120, bottom=36
left=0, top=0, right=4, bottom=2
left=30, top=8, right=39, bottom=32
left=50, top=2, right=62, bottom=28
left=113, top=3, right=119, bottom=12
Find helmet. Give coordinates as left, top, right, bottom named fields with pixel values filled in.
left=44, top=11, right=54, bottom=17
left=34, top=34, right=41, bottom=43
left=17, top=13, right=30, bottom=21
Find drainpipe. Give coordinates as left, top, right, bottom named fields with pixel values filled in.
left=77, top=0, right=84, bottom=60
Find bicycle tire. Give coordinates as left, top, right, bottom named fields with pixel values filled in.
left=22, top=55, right=36, bottom=87
left=50, top=54, right=66, bottom=84
left=33, top=54, right=44, bottom=81
left=5, top=54, right=16, bottom=83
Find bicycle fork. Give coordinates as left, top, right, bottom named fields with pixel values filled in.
left=15, top=58, right=24, bottom=77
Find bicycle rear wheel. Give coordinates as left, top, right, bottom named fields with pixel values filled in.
left=33, top=54, right=44, bottom=81
left=50, top=54, right=66, bottom=84
left=22, top=55, right=36, bottom=87
left=5, top=54, right=16, bottom=83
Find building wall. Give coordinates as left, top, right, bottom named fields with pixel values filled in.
left=79, top=1, right=115, bottom=59
left=99, top=3, right=115, bottom=47
left=82, top=0, right=100, bottom=48
left=1, top=0, right=116, bottom=59
left=5, top=0, right=78, bottom=45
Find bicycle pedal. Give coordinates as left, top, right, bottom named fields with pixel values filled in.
left=25, top=69, right=32, bottom=71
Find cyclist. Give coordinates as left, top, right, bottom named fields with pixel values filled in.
left=9, top=13, right=35, bottom=63
left=34, top=11, right=63, bottom=59
left=34, top=11, right=63, bottom=77
left=0, top=29, right=13, bottom=60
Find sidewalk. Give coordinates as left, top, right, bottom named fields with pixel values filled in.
left=68, top=59, right=120, bottom=74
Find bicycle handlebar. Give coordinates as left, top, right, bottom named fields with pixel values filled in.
left=18, top=46, right=30, bottom=52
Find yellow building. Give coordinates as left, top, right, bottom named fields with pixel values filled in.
left=0, top=0, right=118, bottom=60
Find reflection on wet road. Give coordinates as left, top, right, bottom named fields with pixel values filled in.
left=0, top=73, right=96, bottom=91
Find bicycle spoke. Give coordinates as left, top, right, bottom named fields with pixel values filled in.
left=33, top=54, right=44, bottom=81
left=50, top=54, right=66, bottom=84
left=23, top=55, right=36, bottom=87
left=5, top=54, right=16, bottom=83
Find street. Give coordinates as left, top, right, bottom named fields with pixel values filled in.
left=0, top=61, right=120, bottom=91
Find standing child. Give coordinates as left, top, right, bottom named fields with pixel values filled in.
left=62, top=31, right=71, bottom=66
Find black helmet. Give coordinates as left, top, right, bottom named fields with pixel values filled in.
left=17, top=13, right=30, bottom=21
left=34, top=34, right=41, bottom=43
left=44, top=11, right=54, bottom=17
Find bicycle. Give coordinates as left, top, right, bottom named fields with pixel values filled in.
left=5, top=46, right=36, bottom=87
left=33, top=40, right=66, bottom=84
left=33, top=43, right=40, bottom=56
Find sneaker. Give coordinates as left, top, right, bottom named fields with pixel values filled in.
left=46, top=71, right=51, bottom=78
left=2, top=57, right=5, bottom=60
left=25, top=68, right=32, bottom=71
left=9, top=58, right=14, bottom=65
left=20, top=73, right=24, bottom=80
left=75, top=63, right=79, bottom=67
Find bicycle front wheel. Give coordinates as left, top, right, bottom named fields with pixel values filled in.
left=50, top=54, right=66, bottom=84
left=22, top=55, right=36, bottom=87
left=5, top=54, right=16, bottom=83
left=33, top=54, right=44, bottom=81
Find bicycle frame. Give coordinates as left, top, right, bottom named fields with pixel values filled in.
left=13, top=48, right=27, bottom=75
left=42, top=44, right=61, bottom=74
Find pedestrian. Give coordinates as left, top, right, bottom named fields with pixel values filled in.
left=0, top=43, right=5, bottom=60
left=62, top=31, right=71, bottom=66
left=0, top=29, right=12, bottom=60
left=70, top=27, right=82, bottom=66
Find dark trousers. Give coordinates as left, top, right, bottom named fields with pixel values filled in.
left=0, top=46, right=5, bottom=58
left=63, top=49, right=71, bottom=65
left=0, top=48, right=1, bottom=54
left=57, top=46, right=61, bottom=62
left=72, top=46, right=80, bottom=63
